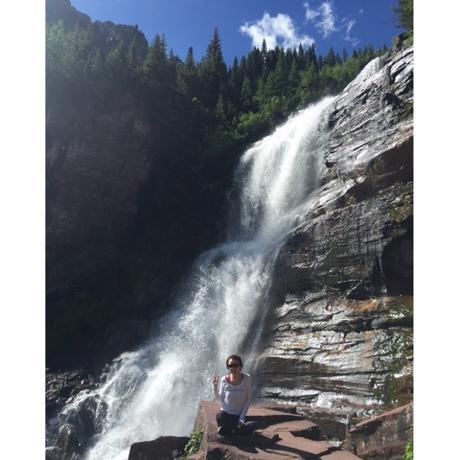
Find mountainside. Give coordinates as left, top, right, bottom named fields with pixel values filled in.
left=46, top=1, right=238, bottom=369
left=257, top=46, right=413, bottom=413
left=46, top=82, right=237, bottom=369
left=46, top=0, right=386, bottom=371
left=45, top=29, right=413, bottom=458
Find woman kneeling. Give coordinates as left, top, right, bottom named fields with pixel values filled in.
left=212, top=354, right=254, bottom=436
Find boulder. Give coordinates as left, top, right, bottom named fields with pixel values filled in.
left=128, top=436, right=189, bottom=460
left=343, top=403, right=412, bottom=459
left=187, top=400, right=361, bottom=459
left=46, top=369, right=98, bottom=422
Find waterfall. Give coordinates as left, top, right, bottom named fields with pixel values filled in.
left=49, top=96, right=335, bottom=460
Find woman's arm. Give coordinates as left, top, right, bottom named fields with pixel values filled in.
left=212, top=375, right=224, bottom=403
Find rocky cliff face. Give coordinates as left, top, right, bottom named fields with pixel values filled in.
left=257, top=46, right=413, bottom=414
left=46, top=78, right=236, bottom=370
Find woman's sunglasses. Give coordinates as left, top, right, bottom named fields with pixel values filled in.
left=227, top=363, right=240, bottom=368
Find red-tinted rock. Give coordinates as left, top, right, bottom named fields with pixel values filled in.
left=188, top=401, right=361, bottom=459
left=322, top=451, right=363, bottom=460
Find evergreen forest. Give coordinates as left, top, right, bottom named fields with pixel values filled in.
left=47, top=5, right=390, bottom=159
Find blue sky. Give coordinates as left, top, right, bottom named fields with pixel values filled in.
left=71, top=0, right=400, bottom=63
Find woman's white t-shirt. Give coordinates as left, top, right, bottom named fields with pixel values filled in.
left=213, top=373, right=251, bottom=422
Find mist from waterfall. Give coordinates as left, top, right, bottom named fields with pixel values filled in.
left=51, top=96, right=335, bottom=460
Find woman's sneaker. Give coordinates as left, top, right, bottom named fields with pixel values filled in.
left=217, top=426, right=232, bottom=437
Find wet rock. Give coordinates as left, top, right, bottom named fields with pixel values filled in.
left=45, top=368, right=105, bottom=460
left=55, top=423, right=83, bottom=459
left=344, top=403, right=412, bottom=459
left=128, top=436, right=189, bottom=460
left=259, top=47, right=413, bottom=412
left=46, top=369, right=98, bottom=422
left=273, top=182, right=413, bottom=298
left=62, top=397, right=99, bottom=441
left=45, top=446, right=64, bottom=460
left=295, top=406, right=351, bottom=442
left=258, top=295, right=412, bottom=411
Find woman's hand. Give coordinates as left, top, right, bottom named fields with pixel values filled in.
left=212, top=375, right=219, bottom=385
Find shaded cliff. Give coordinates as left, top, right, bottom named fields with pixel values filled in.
left=46, top=4, right=240, bottom=369
left=257, top=46, right=413, bottom=413
left=46, top=81, right=243, bottom=369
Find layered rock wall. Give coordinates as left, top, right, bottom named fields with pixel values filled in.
left=257, top=47, right=413, bottom=414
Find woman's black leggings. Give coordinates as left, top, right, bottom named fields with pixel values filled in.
left=216, top=411, right=257, bottom=436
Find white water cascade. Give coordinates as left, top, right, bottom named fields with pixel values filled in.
left=53, top=96, right=335, bottom=460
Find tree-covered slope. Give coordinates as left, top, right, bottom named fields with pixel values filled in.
left=46, top=0, right=391, bottom=370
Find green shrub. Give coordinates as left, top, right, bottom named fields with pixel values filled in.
left=402, top=438, right=413, bottom=460
left=402, top=427, right=414, bottom=460
left=182, top=426, right=204, bottom=457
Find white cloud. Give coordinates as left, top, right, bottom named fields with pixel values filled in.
left=240, top=12, right=314, bottom=50
left=304, top=1, right=337, bottom=38
left=342, top=18, right=359, bottom=47
left=317, top=2, right=337, bottom=37
left=304, top=1, right=360, bottom=46
left=304, top=2, right=320, bottom=21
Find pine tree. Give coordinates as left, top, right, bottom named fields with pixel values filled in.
left=335, top=52, right=342, bottom=65
left=298, top=65, right=320, bottom=104
left=265, top=51, right=288, bottom=98
left=246, top=47, right=263, bottom=83
left=166, top=49, right=180, bottom=87
left=297, top=44, right=306, bottom=71
left=298, top=43, right=305, bottom=59
left=143, top=34, right=168, bottom=84
left=185, top=47, right=195, bottom=70
left=214, top=92, right=227, bottom=121
left=178, top=47, right=198, bottom=98
left=367, top=45, right=375, bottom=61
left=106, top=41, right=128, bottom=78
left=127, top=38, right=140, bottom=73
left=288, top=60, right=299, bottom=91
left=201, top=28, right=227, bottom=109
left=261, top=39, right=268, bottom=62
left=240, top=76, right=253, bottom=111
left=228, top=57, right=242, bottom=107
left=88, top=49, right=105, bottom=80
left=326, top=47, right=336, bottom=67
left=306, top=44, right=318, bottom=70
left=286, top=48, right=294, bottom=67
left=264, top=48, right=277, bottom=74
left=205, top=28, right=225, bottom=70
left=394, top=0, right=413, bottom=32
